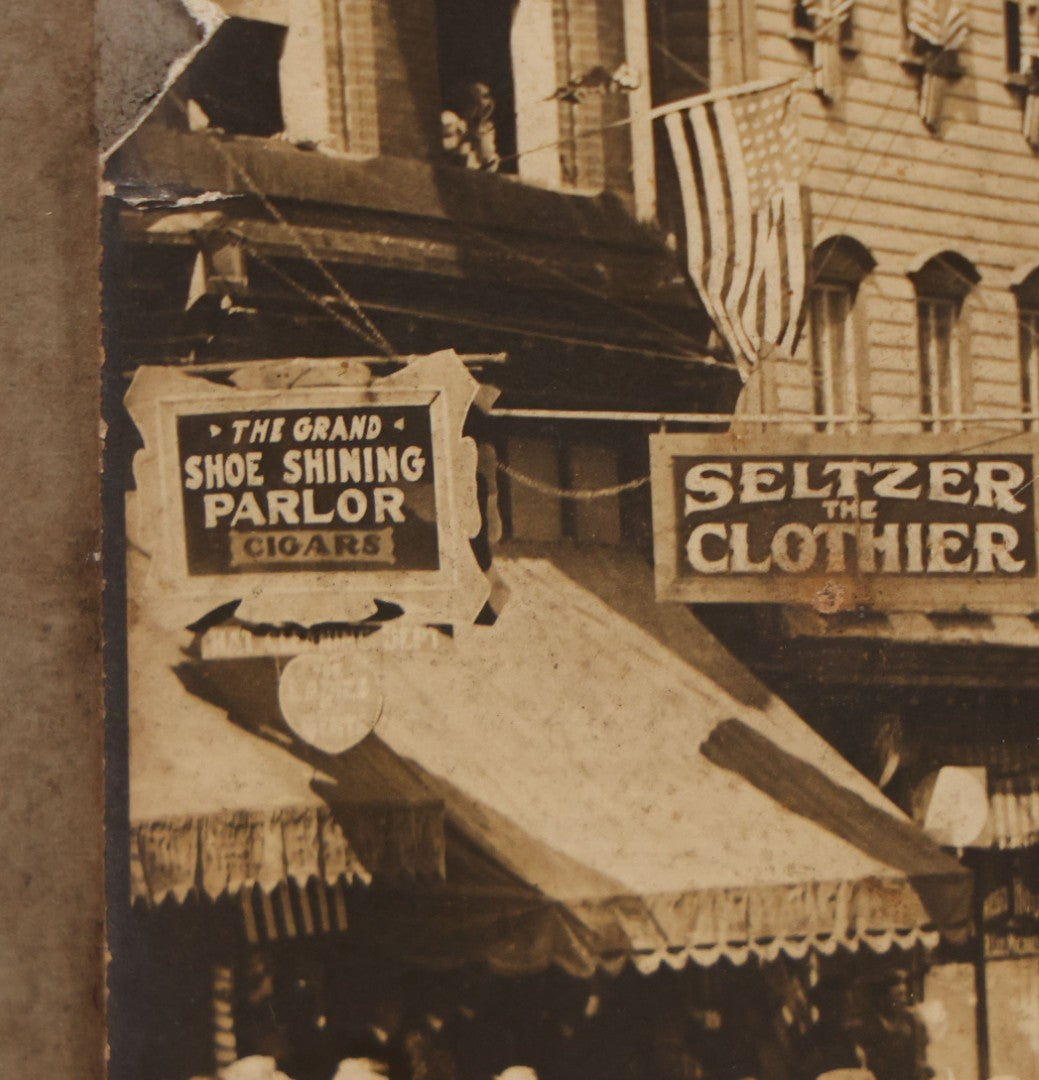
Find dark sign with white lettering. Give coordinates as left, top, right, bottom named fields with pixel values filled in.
left=651, top=433, right=1039, bottom=610
left=176, top=405, right=438, bottom=575
left=125, top=351, right=493, bottom=628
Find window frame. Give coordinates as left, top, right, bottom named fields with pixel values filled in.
left=908, top=251, right=980, bottom=433
left=807, top=235, right=875, bottom=433
left=1019, top=307, right=1039, bottom=430
left=1014, top=267, right=1039, bottom=430
left=917, top=294, right=962, bottom=433
left=809, top=281, right=856, bottom=432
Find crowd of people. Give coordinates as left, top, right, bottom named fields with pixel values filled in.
left=205, top=950, right=931, bottom=1080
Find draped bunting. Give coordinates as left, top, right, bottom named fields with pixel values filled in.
left=1020, top=7, right=1039, bottom=148
left=905, top=0, right=969, bottom=130
left=800, top=0, right=854, bottom=101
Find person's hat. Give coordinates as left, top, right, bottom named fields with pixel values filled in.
left=332, top=1058, right=391, bottom=1080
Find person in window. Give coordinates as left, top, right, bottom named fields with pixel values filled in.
left=441, top=110, right=476, bottom=168
left=441, top=83, right=500, bottom=172
left=461, top=83, right=500, bottom=171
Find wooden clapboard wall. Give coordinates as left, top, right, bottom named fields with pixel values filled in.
left=748, top=0, right=1039, bottom=427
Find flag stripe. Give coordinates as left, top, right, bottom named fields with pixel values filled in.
left=779, top=182, right=807, bottom=354
left=690, top=105, right=729, bottom=299
left=660, top=79, right=810, bottom=373
left=689, top=105, right=744, bottom=354
left=706, top=103, right=749, bottom=359
left=761, top=195, right=784, bottom=346
left=714, top=98, right=758, bottom=361
left=664, top=111, right=706, bottom=275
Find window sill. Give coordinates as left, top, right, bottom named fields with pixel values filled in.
left=898, top=52, right=966, bottom=80
left=788, top=28, right=860, bottom=58
left=1005, top=71, right=1039, bottom=95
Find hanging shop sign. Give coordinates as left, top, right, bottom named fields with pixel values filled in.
left=125, top=350, right=494, bottom=627
left=650, top=431, right=1039, bottom=611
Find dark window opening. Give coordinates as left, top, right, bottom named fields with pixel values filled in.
left=909, top=252, right=979, bottom=432
left=808, top=236, right=875, bottom=431
left=1015, top=267, right=1039, bottom=430
left=1007, top=0, right=1023, bottom=73
left=435, top=0, right=518, bottom=172
left=182, top=17, right=287, bottom=137
left=648, top=0, right=711, bottom=105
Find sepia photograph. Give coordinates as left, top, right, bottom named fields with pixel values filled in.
left=95, top=0, right=1038, bottom=1079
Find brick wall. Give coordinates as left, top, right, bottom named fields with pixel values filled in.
left=553, top=0, right=634, bottom=195
left=371, top=0, right=443, bottom=159
left=743, top=0, right=1039, bottom=430
left=262, top=0, right=637, bottom=192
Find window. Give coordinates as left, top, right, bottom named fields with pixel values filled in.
left=648, top=0, right=758, bottom=100
left=1004, top=0, right=1039, bottom=148
left=502, top=435, right=622, bottom=544
left=909, top=252, right=980, bottom=432
left=179, top=18, right=287, bottom=137
left=808, top=236, right=875, bottom=432
left=1006, top=0, right=1039, bottom=75
left=435, top=0, right=518, bottom=173
left=1015, top=267, right=1039, bottom=430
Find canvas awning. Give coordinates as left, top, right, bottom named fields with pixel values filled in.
left=127, top=546, right=446, bottom=914
left=331, top=544, right=971, bottom=976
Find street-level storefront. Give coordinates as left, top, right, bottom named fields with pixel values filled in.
left=125, top=533, right=972, bottom=1080
left=691, top=599, right=1039, bottom=1080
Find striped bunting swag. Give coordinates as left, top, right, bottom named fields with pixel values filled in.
left=906, top=0, right=969, bottom=129
left=801, top=0, right=854, bottom=100
left=1020, top=3, right=1039, bottom=147
left=661, top=80, right=810, bottom=377
left=1025, top=92, right=1039, bottom=148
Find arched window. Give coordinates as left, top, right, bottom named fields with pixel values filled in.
left=808, top=236, right=875, bottom=431
left=908, top=251, right=980, bottom=431
left=1014, top=266, right=1039, bottom=430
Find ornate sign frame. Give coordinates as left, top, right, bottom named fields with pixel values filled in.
left=125, top=350, right=493, bottom=628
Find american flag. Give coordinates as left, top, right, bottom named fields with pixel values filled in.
left=660, top=80, right=810, bottom=375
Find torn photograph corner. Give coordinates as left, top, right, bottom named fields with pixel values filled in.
left=99, top=0, right=1039, bottom=1079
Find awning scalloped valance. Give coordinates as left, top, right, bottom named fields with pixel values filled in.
left=130, top=799, right=449, bottom=906
left=130, top=803, right=369, bottom=905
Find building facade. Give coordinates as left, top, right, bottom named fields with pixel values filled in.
left=102, top=1, right=1036, bottom=1078
left=688, top=3, right=1039, bottom=1078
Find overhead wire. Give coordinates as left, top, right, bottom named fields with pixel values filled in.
left=160, top=59, right=1037, bottom=427
left=220, top=229, right=387, bottom=351
left=170, top=92, right=397, bottom=358
left=445, top=217, right=723, bottom=362
left=351, top=295, right=730, bottom=365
